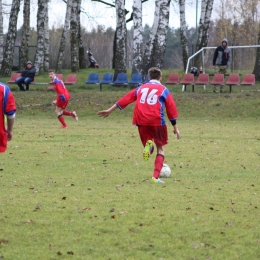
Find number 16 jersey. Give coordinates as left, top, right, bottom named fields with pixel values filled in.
left=116, top=80, right=178, bottom=126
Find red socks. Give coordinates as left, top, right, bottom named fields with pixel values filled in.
left=58, top=115, right=67, bottom=127
left=63, top=111, right=72, bottom=116
left=153, top=154, right=164, bottom=179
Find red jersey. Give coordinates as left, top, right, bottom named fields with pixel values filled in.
left=0, top=83, right=16, bottom=153
left=52, top=76, right=70, bottom=101
left=116, top=80, right=178, bottom=126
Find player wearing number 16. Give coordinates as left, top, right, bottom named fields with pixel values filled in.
left=97, top=67, right=180, bottom=184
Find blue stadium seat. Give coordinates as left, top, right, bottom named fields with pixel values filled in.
left=112, top=73, right=128, bottom=86
left=99, top=73, right=113, bottom=91
left=85, top=73, right=99, bottom=84
left=128, top=73, right=143, bottom=88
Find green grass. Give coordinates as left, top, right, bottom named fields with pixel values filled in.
left=0, top=78, right=260, bottom=259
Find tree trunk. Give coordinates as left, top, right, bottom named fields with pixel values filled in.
left=131, top=0, right=143, bottom=74
left=194, top=0, right=214, bottom=68
left=1, top=0, right=20, bottom=77
left=34, top=0, right=47, bottom=75
left=56, top=0, right=72, bottom=73
left=70, top=0, right=79, bottom=72
left=43, top=1, right=49, bottom=72
left=141, top=0, right=161, bottom=78
left=77, top=0, right=85, bottom=69
left=179, top=0, right=189, bottom=71
left=151, top=0, right=170, bottom=69
left=253, top=24, right=260, bottom=81
left=20, top=0, right=30, bottom=70
left=0, top=0, right=3, bottom=72
left=114, top=0, right=127, bottom=79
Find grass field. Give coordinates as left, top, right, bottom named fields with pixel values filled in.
left=0, top=70, right=260, bottom=259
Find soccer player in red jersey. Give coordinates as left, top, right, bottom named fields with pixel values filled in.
left=0, top=82, right=16, bottom=153
left=46, top=70, right=78, bottom=128
left=98, top=67, right=180, bottom=184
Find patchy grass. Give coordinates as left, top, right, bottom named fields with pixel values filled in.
left=0, top=87, right=260, bottom=259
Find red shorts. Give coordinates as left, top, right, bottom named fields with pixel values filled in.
left=56, top=97, right=69, bottom=109
left=138, top=125, right=168, bottom=147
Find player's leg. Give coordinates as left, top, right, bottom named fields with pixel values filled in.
left=63, top=110, right=78, bottom=122
left=56, top=106, right=67, bottom=128
left=138, top=126, right=154, bottom=161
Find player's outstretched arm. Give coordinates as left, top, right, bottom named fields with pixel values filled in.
left=98, top=104, right=118, bottom=118
left=173, top=125, right=180, bottom=139
left=46, top=85, right=55, bottom=91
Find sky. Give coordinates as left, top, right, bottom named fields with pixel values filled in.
left=2, top=0, right=218, bottom=33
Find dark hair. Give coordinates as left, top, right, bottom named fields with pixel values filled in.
left=48, top=69, right=55, bottom=73
left=148, top=67, right=162, bottom=80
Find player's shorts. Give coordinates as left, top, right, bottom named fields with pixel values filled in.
left=138, top=125, right=168, bottom=147
left=56, top=96, right=69, bottom=109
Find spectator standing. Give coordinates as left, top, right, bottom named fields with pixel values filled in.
left=16, top=61, right=36, bottom=91
left=213, top=38, right=232, bottom=93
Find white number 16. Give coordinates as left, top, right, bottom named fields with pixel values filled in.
left=140, top=88, right=158, bottom=105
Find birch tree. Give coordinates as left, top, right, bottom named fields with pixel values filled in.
left=0, top=0, right=20, bottom=77
left=20, top=0, right=30, bottom=70
left=179, top=0, right=189, bottom=70
left=77, top=0, right=86, bottom=69
left=114, top=0, right=127, bottom=78
left=141, top=0, right=161, bottom=77
left=0, top=0, right=4, bottom=71
left=34, top=0, right=47, bottom=74
left=56, top=0, right=72, bottom=73
left=194, top=0, right=214, bottom=68
left=70, top=0, right=79, bottom=72
left=43, top=1, right=49, bottom=72
left=131, top=0, right=143, bottom=74
left=151, top=0, right=170, bottom=68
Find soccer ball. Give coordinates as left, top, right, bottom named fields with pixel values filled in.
left=159, top=164, right=171, bottom=178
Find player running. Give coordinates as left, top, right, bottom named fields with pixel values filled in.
left=98, top=67, right=180, bottom=184
left=46, top=70, right=78, bottom=129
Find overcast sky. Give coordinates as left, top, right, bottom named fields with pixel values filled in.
left=2, top=0, right=217, bottom=33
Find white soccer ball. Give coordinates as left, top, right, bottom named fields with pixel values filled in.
left=159, top=164, right=171, bottom=178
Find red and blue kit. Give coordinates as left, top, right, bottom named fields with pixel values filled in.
left=52, top=77, right=70, bottom=109
left=116, top=80, right=178, bottom=126
left=0, top=83, right=16, bottom=152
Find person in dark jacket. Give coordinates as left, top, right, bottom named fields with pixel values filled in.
left=212, top=38, right=232, bottom=93
left=16, top=61, right=36, bottom=91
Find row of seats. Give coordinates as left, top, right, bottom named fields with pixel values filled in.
left=7, top=73, right=77, bottom=85
left=85, top=72, right=145, bottom=91
left=166, top=73, right=256, bottom=93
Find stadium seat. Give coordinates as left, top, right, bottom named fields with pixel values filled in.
left=225, top=74, right=240, bottom=93
left=165, top=73, right=180, bottom=85
left=85, top=73, right=100, bottom=86
left=99, top=73, right=113, bottom=91
left=143, top=74, right=149, bottom=83
left=180, top=73, right=195, bottom=92
left=194, top=73, right=210, bottom=91
left=210, top=74, right=225, bottom=88
left=128, top=73, right=142, bottom=88
left=64, top=74, right=77, bottom=85
left=240, top=74, right=255, bottom=86
left=49, top=74, right=63, bottom=84
left=7, top=73, right=21, bottom=84
left=112, top=73, right=128, bottom=86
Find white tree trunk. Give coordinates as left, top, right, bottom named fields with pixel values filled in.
left=151, top=0, right=170, bottom=68
left=0, top=0, right=3, bottom=71
left=131, top=0, right=143, bottom=74
left=114, top=0, right=127, bottom=78
left=34, top=0, right=47, bottom=75
left=141, top=0, right=161, bottom=77
left=179, top=0, right=189, bottom=70
left=56, top=0, right=72, bottom=73
left=0, top=0, right=20, bottom=76
left=20, top=0, right=30, bottom=70
left=70, top=0, right=79, bottom=72
left=43, top=1, right=49, bottom=72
